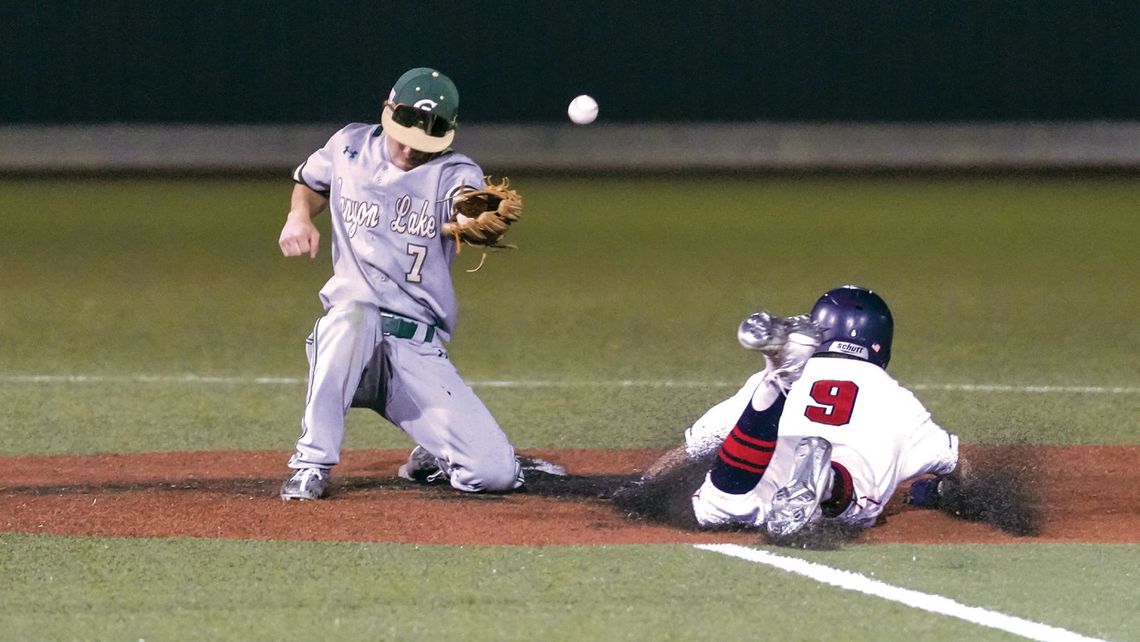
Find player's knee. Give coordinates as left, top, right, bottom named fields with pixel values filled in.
left=450, top=452, right=521, bottom=493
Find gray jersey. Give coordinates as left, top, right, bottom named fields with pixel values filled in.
left=293, top=123, right=483, bottom=339
left=285, top=123, right=521, bottom=491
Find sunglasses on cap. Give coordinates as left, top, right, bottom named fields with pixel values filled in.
left=385, top=101, right=455, bottom=137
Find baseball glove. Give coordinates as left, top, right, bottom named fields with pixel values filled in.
left=444, top=176, right=523, bottom=250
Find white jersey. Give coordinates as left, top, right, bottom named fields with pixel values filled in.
left=293, top=123, right=484, bottom=339
left=690, top=355, right=958, bottom=528
left=774, top=355, right=958, bottom=526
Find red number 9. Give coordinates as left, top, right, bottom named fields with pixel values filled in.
left=804, top=380, right=859, bottom=426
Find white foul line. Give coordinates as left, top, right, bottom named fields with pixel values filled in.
left=0, top=374, right=302, bottom=385
left=695, top=544, right=1103, bottom=642
left=910, top=383, right=1140, bottom=395
left=0, top=374, right=1137, bottom=395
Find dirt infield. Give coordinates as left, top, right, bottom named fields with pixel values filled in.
left=1, top=446, right=1136, bottom=545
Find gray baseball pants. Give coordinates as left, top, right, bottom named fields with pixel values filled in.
left=287, top=302, right=521, bottom=492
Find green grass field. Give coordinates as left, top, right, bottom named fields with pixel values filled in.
left=2, top=176, right=1138, bottom=640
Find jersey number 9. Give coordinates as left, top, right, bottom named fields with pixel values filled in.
left=804, top=380, right=859, bottom=426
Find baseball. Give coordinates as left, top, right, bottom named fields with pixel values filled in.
left=568, top=94, right=598, bottom=125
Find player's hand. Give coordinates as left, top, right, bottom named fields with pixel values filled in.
left=278, top=211, right=320, bottom=259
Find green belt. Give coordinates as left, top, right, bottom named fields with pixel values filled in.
left=380, top=311, right=435, bottom=343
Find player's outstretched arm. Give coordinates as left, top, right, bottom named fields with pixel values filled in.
left=278, top=184, right=329, bottom=259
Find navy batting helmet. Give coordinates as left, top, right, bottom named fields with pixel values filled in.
left=810, top=285, right=893, bottom=368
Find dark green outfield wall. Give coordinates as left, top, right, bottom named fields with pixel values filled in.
left=5, top=1, right=1139, bottom=124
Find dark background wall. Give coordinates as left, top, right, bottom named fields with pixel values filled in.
left=4, top=1, right=1139, bottom=124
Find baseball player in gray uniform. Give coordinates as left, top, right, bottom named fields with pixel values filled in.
left=277, top=67, right=523, bottom=500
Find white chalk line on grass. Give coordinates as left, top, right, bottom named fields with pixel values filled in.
left=1, top=374, right=1138, bottom=395
left=695, top=544, right=1104, bottom=642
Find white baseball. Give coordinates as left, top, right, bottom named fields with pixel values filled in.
left=568, top=94, right=598, bottom=125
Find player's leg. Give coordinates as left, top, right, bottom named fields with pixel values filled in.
left=689, top=312, right=822, bottom=464
left=384, top=336, right=521, bottom=492
left=282, top=302, right=380, bottom=499
left=690, top=331, right=825, bottom=524
left=681, top=371, right=768, bottom=461
left=689, top=313, right=825, bottom=526
left=709, top=381, right=786, bottom=492
left=702, top=316, right=827, bottom=520
left=691, top=378, right=787, bottom=527
left=657, top=312, right=821, bottom=480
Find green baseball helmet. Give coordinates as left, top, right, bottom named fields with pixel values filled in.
left=381, top=67, right=458, bottom=153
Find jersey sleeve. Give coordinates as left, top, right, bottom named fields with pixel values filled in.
left=435, top=156, right=486, bottom=234
left=439, top=156, right=485, bottom=202
left=898, top=403, right=962, bottom=478
left=291, top=127, right=348, bottom=194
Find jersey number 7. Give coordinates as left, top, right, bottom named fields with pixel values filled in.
left=804, top=380, right=860, bottom=426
